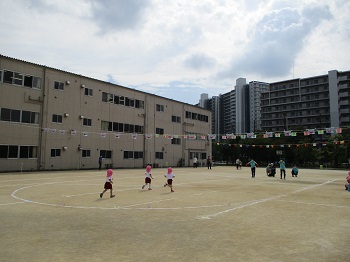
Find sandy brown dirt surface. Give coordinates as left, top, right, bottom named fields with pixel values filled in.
left=1, top=167, right=349, bottom=262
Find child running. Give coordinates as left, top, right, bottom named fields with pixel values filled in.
left=100, top=169, right=115, bottom=198
left=142, top=165, right=153, bottom=190
left=164, top=167, right=175, bottom=192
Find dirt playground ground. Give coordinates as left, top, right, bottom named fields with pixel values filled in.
left=1, top=166, right=349, bottom=262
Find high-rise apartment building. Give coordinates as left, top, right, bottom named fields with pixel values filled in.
left=260, top=70, right=350, bottom=131
left=234, top=78, right=247, bottom=134
left=199, top=79, right=268, bottom=139
left=200, top=70, right=349, bottom=136
left=0, top=55, right=212, bottom=171
left=221, top=90, right=236, bottom=134
left=247, top=81, right=270, bottom=132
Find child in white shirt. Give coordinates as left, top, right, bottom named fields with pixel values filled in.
left=142, top=165, right=153, bottom=190
left=164, top=167, right=175, bottom=192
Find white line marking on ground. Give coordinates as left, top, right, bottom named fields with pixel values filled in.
left=121, top=197, right=178, bottom=208
left=276, top=199, right=350, bottom=209
left=63, top=187, right=141, bottom=197
left=197, top=179, right=336, bottom=220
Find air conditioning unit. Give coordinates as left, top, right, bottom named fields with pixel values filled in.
left=79, top=115, right=84, bottom=119
left=66, top=80, right=71, bottom=85
left=62, top=146, right=68, bottom=151
left=64, top=113, right=69, bottom=117
left=81, top=84, right=86, bottom=88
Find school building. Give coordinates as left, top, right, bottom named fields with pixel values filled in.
left=0, top=55, right=212, bottom=172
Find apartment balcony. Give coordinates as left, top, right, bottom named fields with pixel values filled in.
left=300, top=89, right=329, bottom=95
left=270, top=93, right=300, bottom=99
left=269, top=84, right=300, bottom=92
left=339, top=100, right=350, bottom=106
left=339, top=91, right=350, bottom=98
left=340, top=108, right=350, bottom=114
left=340, top=116, right=350, bottom=122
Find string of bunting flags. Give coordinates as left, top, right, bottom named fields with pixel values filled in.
left=215, top=140, right=348, bottom=148
left=40, top=127, right=344, bottom=143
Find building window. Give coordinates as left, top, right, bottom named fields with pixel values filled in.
left=155, top=152, right=164, bottom=159
left=51, top=149, right=61, bottom=157
left=102, top=92, right=113, bottom=103
left=0, top=145, right=19, bottom=158
left=83, top=118, right=92, bottom=127
left=156, top=128, right=164, bottom=135
left=135, top=100, right=144, bottom=109
left=184, top=111, right=208, bottom=122
left=119, top=96, right=125, bottom=105
left=100, top=150, right=112, bottom=159
left=22, top=111, right=39, bottom=124
left=52, top=114, right=63, bottom=123
left=156, top=104, right=164, bottom=112
left=125, top=97, right=130, bottom=106
left=114, top=95, right=120, bottom=104
left=1, top=108, right=39, bottom=124
left=1, top=108, right=20, bottom=122
left=20, top=146, right=38, bottom=158
left=2, top=70, right=41, bottom=89
left=117, top=122, right=124, bottom=132
left=123, top=151, right=144, bottom=159
left=84, top=88, right=93, bottom=96
left=124, top=124, right=130, bottom=132
left=171, top=138, right=181, bottom=145
left=172, top=115, right=181, bottom=123
left=107, top=122, right=113, bottom=131
left=3, top=70, right=14, bottom=84
left=24, top=75, right=42, bottom=89
left=82, top=149, right=91, bottom=158
left=0, top=145, right=8, bottom=158
left=101, top=121, right=109, bottom=131
left=102, top=92, right=108, bottom=102
left=54, top=81, right=64, bottom=90
left=134, top=151, right=143, bottom=159
left=123, top=151, right=134, bottom=159
left=13, top=72, right=23, bottom=85
left=135, top=125, right=144, bottom=134
left=201, top=153, right=207, bottom=160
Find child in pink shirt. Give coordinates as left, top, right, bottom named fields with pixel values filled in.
left=100, top=169, right=115, bottom=198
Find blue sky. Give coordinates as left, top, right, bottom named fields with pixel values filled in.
left=1, top=0, right=349, bottom=104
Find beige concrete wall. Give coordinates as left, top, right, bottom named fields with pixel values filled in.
left=0, top=56, right=211, bottom=171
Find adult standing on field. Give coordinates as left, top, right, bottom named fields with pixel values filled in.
left=193, top=156, right=198, bottom=168
left=98, top=156, right=103, bottom=170
left=207, top=156, right=212, bottom=169
left=279, top=159, right=286, bottom=179
left=246, top=159, right=258, bottom=178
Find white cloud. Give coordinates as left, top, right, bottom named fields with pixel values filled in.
left=0, top=0, right=349, bottom=104
left=217, top=3, right=333, bottom=80
left=88, top=0, right=152, bottom=33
